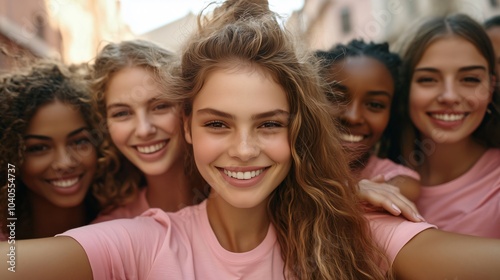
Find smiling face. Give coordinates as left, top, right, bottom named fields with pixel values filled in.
left=105, top=67, right=184, bottom=176
left=409, top=36, right=493, bottom=144
left=327, top=56, right=394, bottom=159
left=21, top=101, right=96, bottom=208
left=185, top=66, right=291, bottom=210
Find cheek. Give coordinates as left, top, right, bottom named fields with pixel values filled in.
left=191, top=131, right=223, bottom=165
left=79, top=147, right=98, bottom=173
left=261, top=134, right=291, bottom=163
left=21, top=156, right=52, bottom=181
left=108, top=122, right=129, bottom=146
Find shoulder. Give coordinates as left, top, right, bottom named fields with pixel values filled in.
left=362, top=156, right=420, bottom=181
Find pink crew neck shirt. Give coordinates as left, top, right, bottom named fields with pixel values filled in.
left=61, top=199, right=434, bottom=279
left=360, top=155, right=420, bottom=182
left=416, top=148, right=500, bottom=238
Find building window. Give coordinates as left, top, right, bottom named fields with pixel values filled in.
left=341, top=7, right=351, bottom=34
left=491, top=0, right=498, bottom=7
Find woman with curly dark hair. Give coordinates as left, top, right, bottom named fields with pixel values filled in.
left=0, top=60, right=101, bottom=240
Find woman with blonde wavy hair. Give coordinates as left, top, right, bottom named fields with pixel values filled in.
left=88, top=39, right=206, bottom=221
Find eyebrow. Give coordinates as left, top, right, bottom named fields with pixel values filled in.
left=414, top=65, right=487, bottom=73
left=366, top=91, right=393, bottom=98
left=106, top=97, right=164, bottom=110
left=24, top=127, right=88, bottom=140
left=196, top=108, right=290, bottom=120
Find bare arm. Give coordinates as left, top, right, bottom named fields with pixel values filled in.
left=394, top=229, right=500, bottom=280
left=1, top=237, right=92, bottom=280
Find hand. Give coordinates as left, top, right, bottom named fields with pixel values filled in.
left=357, top=175, right=425, bottom=222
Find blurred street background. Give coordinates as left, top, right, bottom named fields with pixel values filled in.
left=1, top=0, right=500, bottom=72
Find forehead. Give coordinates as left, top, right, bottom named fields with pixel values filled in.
left=26, top=101, right=86, bottom=135
left=327, top=56, right=395, bottom=93
left=416, top=36, right=489, bottom=68
left=193, top=65, right=289, bottom=112
left=106, top=67, right=162, bottom=103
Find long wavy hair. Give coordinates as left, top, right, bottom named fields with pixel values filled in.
left=168, top=1, right=387, bottom=279
left=0, top=60, right=100, bottom=239
left=388, top=13, right=500, bottom=166
left=89, top=39, right=202, bottom=210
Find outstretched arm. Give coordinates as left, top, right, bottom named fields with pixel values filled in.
left=1, top=237, right=92, bottom=280
left=394, top=229, right=500, bottom=280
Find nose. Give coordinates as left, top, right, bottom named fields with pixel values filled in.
left=228, top=131, right=260, bottom=161
left=51, top=146, right=78, bottom=173
left=437, top=80, right=461, bottom=105
left=339, top=101, right=364, bottom=126
left=135, top=113, right=156, bottom=138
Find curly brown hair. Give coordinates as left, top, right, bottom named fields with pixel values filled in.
left=0, top=59, right=100, bottom=239
left=168, top=1, right=388, bottom=279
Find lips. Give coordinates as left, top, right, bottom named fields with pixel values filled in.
left=135, top=140, right=167, bottom=154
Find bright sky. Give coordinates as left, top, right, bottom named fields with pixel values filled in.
left=120, top=0, right=305, bottom=34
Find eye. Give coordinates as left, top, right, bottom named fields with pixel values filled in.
left=366, top=101, right=387, bottom=111
left=72, top=137, right=92, bottom=147
left=25, top=144, right=49, bottom=154
left=462, top=76, right=481, bottom=84
left=415, top=76, right=436, bottom=84
left=204, top=120, right=227, bottom=129
left=153, top=102, right=173, bottom=111
left=110, top=110, right=131, bottom=118
left=259, top=121, right=284, bottom=128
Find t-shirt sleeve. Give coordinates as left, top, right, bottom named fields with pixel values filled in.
left=59, top=209, right=170, bottom=279
left=366, top=212, right=436, bottom=272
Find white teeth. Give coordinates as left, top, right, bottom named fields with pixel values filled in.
left=136, top=141, right=166, bottom=154
left=339, top=133, right=364, bottom=143
left=224, top=169, right=263, bottom=180
left=50, top=177, right=79, bottom=188
left=431, top=113, right=465, bottom=122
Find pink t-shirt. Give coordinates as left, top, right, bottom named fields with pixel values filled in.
left=360, top=155, right=420, bottom=182
left=416, top=148, right=500, bottom=238
left=61, top=200, right=434, bottom=279
left=92, top=188, right=149, bottom=223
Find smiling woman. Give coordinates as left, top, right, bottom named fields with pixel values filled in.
left=0, top=60, right=101, bottom=240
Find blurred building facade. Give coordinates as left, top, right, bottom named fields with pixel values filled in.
left=0, top=0, right=132, bottom=72
left=290, top=0, right=500, bottom=50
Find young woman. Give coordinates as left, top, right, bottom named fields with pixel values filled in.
left=315, top=40, right=421, bottom=207
left=388, top=13, right=500, bottom=238
left=0, top=60, right=101, bottom=239
left=89, top=39, right=206, bottom=222
left=1, top=2, right=500, bottom=280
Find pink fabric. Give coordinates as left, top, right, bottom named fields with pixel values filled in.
left=61, top=200, right=434, bottom=279
left=360, top=155, right=420, bottom=182
left=62, top=200, right=285, bottom=279
left=92, top=188, right=149, bottom=223
left=416, top=148, right=500, bottom=238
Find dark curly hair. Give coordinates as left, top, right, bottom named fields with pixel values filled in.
left=314, top=39, right=402, bottom=158
left=0, top=59, right=100, bottom=239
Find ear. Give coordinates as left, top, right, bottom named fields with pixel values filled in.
left=184, top=117, right=192, bottom=144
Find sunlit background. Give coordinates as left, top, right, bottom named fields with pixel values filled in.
left=1, top=0, right=500, bottom=72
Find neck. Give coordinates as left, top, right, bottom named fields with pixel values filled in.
left=206, top=194, right=270, bottom=253
left=29, top=192, right=88, bottom=239
left=417, top=136, right=487, bottom=186
left=145, top=161, right=194, bottom=212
